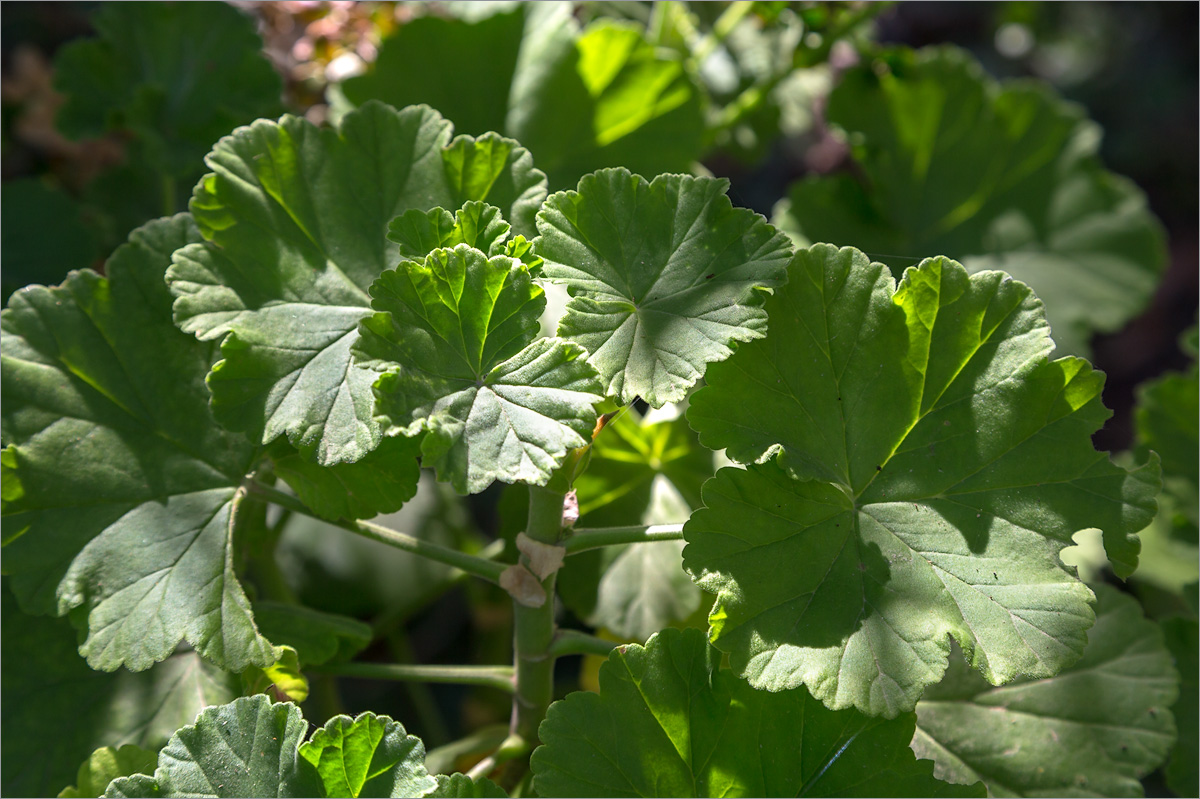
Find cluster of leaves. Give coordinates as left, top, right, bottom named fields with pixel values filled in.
left=1, top=2, right=1195, bottom=798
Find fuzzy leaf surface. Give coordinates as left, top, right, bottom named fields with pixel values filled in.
left=354, top=245, right=603, bottom=493
left=912, top=585, right=1180, bottom=797
left=428, top=774, right=507, bottom=797
left=104, top=696, right=321, bottom=798
left=531, top=627, right=982, bottom=797
left=685, top=245, right=1160, bottom=716
left=537, top=168, right=792, bottom=406
left=60, top=745, right=158, bottom=799
left=775, top=46, right=1164, bottom=356
left=1, top=215, right=276, bottom=672
left=298, top=712, right=436, bottom=798
left=167, top=103, right=546, bottom=465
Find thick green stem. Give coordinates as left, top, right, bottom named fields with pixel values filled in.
left=511, top=485, right=567, bottom=743
left=564, top=523, right=685, bottom=554
left=550, top=629, right=619, bottom=658
left=247, top=481, right=506, bottom=584
left=309, top=662, right=515, bottom=694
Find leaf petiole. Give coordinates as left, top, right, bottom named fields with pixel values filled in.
left=305, top=662, right=515, bottom=694
left=563, top=523, right=685, bottom=554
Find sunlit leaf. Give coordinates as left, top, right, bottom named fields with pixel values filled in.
left=298, top=712, right=436, bottom=798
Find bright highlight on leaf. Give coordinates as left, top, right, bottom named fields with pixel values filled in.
left=167, top=102, right=546, bottom=465
left=685, top=244, right=1161, bottom=717
left=530, top=627, right=983, bottom=798
left=354, top=245, right=603, bottom=494
left=298, top=712, right=436, bottom=799
left=912, top=585, right=1180, bottom=797
left=537, top=168, right=793, bottom=406
left=0, top=215, right=276, bottom=673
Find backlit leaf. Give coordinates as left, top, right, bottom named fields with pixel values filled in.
left=685, top=244, right=1160, bottom=716
left=298, top=712, right=436, bottom=798
left=59, top=745, right=158, bottom=799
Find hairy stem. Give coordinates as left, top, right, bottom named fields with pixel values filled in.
left=247, top=481, right=506, bottom=584
left=511, top=485, right=567, bottom=744
left=564, top=523, right=685, bottom=554
left=308, top=662, right=515, bottom=694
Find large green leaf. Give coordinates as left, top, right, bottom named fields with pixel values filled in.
left=684, top=244, right=1160, bottom=716
left=105, top=696, right=322, bottom=798
left=1135, top=365, right=1199, bottom=543
left=167, top=102, right=547, bottom=465
left=54, top=1, right=282, bottom=177
left=298, top=712, right=436, bottom=798
left=531, top=627, right=982, bottom=797
left=1, top=587, right=238, bottom=798
left=339, top=5, right=704, bottom=189
left=536, top=168, right=793, bottom=406
left=1162, top=615, right=1199, bottom=797
left=1, top=215, right=277, bottom=672
left=912, top=584, right=1178, bottom=797
left=775, top=46, right=1165, bottom=357
left=353, top=245, right=603, bottom=494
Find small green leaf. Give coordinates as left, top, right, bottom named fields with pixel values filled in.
left=389, top=202, right=512, bottom=263
left=298, top=712, right=436, bottom=798
left=272, top=434, right=423, bottom=522
left=60, top=746, right=158, bottom=798
left=252, top=601, right=373, bottom=667
left=242, top=645, right=309, bottom=703
left=1135, top=365, right=1199, bottom=543
left=53, top=2, right=282, bottom=177
left=354, top=245, right=603, bottom=494
left=531, top=627, right=983, bottom=797
left=775, top=46, right=1165, bottom=357
left=1, top=215, right=275, bottom=672
left=104, top=696, right=321, bottom=798
left=685, top=245, right=1160, bottom=716
left=912, top=585, right=1180, bottom=797
left=536, top=168, right=792, bottom=406
left=167, top=102, right=547, bottom=465
left=428, top=773, right=507, bottom=797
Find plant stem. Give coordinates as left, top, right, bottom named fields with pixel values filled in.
left=564, top=523, right=685, bottom=554
left=246, top=481, right=506, bottom=585
left=691, top=0, right=755, bottom=64
left=466, top=734, right=531, bottom=782
left=550, top=629, right=619, bottom=658
left=308, top=662, right=515, bottom=694
left=511, top=485, right=566, bottom=743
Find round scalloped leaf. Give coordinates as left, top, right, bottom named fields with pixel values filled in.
left=104, top=696, right=321, bottom=798
left=167, top=102, right=547, bottom=466
left=354, top=245, right=603, bottom=494
left=60, top=745, right=158, bottom=799
left=536, top=168, right=793, bottom=407
left=684, top=244, right=1160, bottom=717
left=389, top=202, right=512, bottom=264
left=1, top=215, right=277, bottom=673
left=774, top=46, right=1164, bottom=357
left=531, top=627, right=983, bottom=798
left=912, top=584, right=1180, bottom=797
left=298, top=712, right=436, bottom=798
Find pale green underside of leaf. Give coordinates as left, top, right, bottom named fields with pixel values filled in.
left=2, top=592, right=238, bottom=798
left=684, top=244, right=1160, bottom=717
left=530, top=627, right=983, bottom=798
left=537, top=168, right=793, bottom=406
left=912, top=584, right=1180, bottom=797
left=298, top=712, right=436, bottom=798
left=1, top=215, right=276, bottom=673
left=774, top=46, right=1165, bottom=357
left=104, top=696, right=322, bottom=798
left=340, top=5, right=704, bottom=189
left=167, top=102, right=547, bottom=465
left=354, top=245, right=602, bottom=494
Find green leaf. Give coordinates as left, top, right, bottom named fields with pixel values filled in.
left=1, top=587, right=239, bottom=798
left=1, top=179, right=97, bottom=302
left=251, top=601, right=373, bottom=667
left=340, top=6, right=705, bottom=189
left=53, top=2, right=282, bottom=177
left=428, top=774, right=507, bottom=798
left=105, top=696, right=322, bottom=798
left=1, top=215, right=276, bottom=672
left=242, top=645, right=309, bottom=703
left=536, top=168, right=793, bottom=406
left=389, top=202, right=512, bottom=263
left=353, top=245, right=603, bottom=494
left=912, top=585, right=1180, bottom=797
left=531, top=627, right=983, bottom=797
left=775, top=46, right=1165, bottom=357
left=298, top=712, right=436, bottom=798
left=684, top=245, right=1161, bottom=716
left=167, top=102, right=547, bottom=466
left=271, top=434, right=423, bottom=522
left=60, top=746, right=158, bottom=799
left=1135, top=366, right=1199, bottom=543
left=1163, top=615, right=1198, bottom=797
